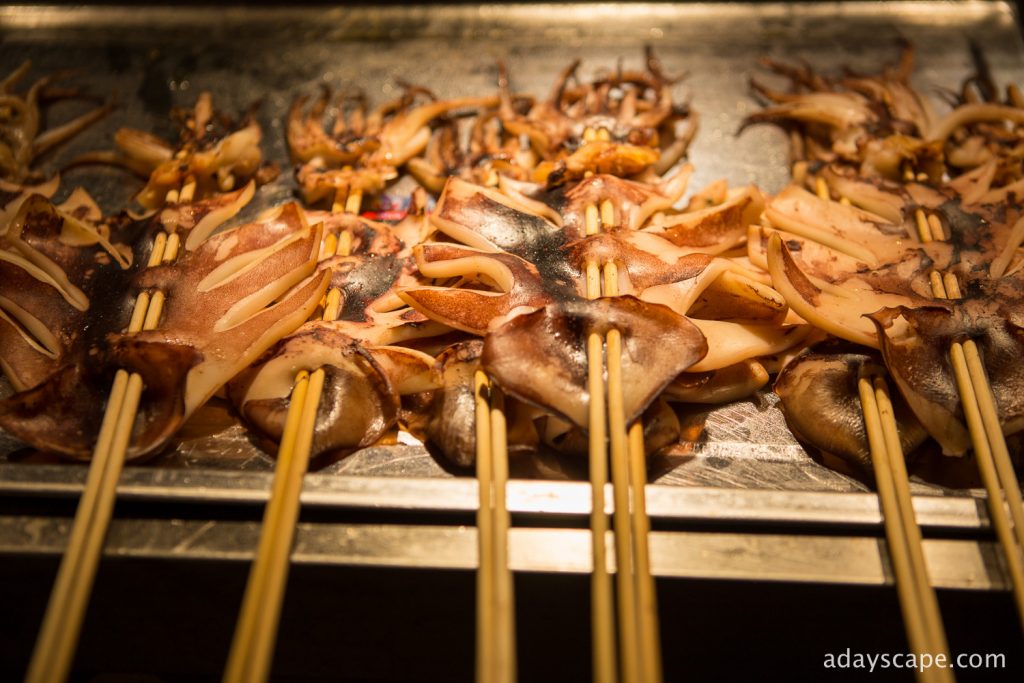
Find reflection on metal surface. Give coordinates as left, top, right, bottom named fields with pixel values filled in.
left=0, top=464, right=990, bottom=529
left=0, top=515, right=1008, bottom=590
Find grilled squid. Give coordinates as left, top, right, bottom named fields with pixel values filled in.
left=74, top=92, right=278, bottom=211
left=0, top=190, right=130, bottom=392
left=761, top=168, right=1024, bottom=457
left=775, top=343, right=929, bottom=472
left=228, top=325, right=431, bottom=458
left=742, top=41, right=941, bottom=181
left=498, top=48, right=695, bottom=184
left=407, top=105, right=535, bottom=193
left=288, top=84, right=498, bottom=207
left=0, top=201, right=328, bottom=459
left=483, top=296, right=707, bottom=431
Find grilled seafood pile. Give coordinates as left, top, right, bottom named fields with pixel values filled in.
left=0, top=47, right=1019, bottom=484
left=0, top=175, right=327, bottom=460
left=746, top=45, right=1024, bottom=475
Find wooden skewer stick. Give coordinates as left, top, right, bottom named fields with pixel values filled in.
left=606, top=263, right=660, bottom=683
left=605, top=291, right=642, bottom=683
left=25, top=181, right=192, bottom=683
left=345, top=190, right=363, bottom=216
left=490, top=384, right=516, bottom=683
left=627, top=422, right=662, bottom=683
left=937, top=274, right=1024, bottom=557
left=961, top=341, right=1024, bottom=555
left=858, top=375, right=954, bottom=683
left=474, top=361, right=517, bottom=682
left=928, top=269, right=1024, bottom=627
left=584, top=208, right=616, bottom=683
left=222, top=368, right=313, bottom=683
left=872, top=378, right=952, bottom=676
left=1008, top=84, right=1024, bottom=109
left=584, top=187, right=661, bottom=683
left=223, top=192, right=358, bottom=683
left=475, top=370, right=498, bottom=683
left=917, top=204, right=1024, bottom=626
left=815, top=180, right=952, bottom=675
left=857, top=377, right=929, bottom=661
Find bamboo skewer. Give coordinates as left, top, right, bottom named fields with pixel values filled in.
left=223, top=191, right=358, bottom=683
left=815, top=178, right=952, bottom=677
left=585, top=207, right=616, bottom=683
left=857, top=378, right=929, bottom=657
left=24, top=181, right=192, bottom=683
left=587, top=339, right=616, bottom=683
left=606, top=311, right=642, bottom=683
left=474, top=373, right=515, bottom=683
left=962, top=343, right=1024, bottom=555
left=627, top=421, right=662, bottom=683
left=858, top=375, right=954, bottom=683
left=490, top=384, right=516, bottom=683
left=911, top=194, right=1024, bottom=626
left=474, top=339, right=516, bottom=680
left=583, top=180, right=661, bottom=683
left=222, top=369, right=313, bottom=683
left=927, top=266, right=1024, bottom=627
left=475, top=370, right=498, bottom=683
left=872, top=379, right=951, bottom=671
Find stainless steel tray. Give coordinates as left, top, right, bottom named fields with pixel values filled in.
left=0, top=2, right=1021, bottom=583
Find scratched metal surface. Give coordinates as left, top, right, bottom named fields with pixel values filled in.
left=1, top=2, right=1021, bottom=497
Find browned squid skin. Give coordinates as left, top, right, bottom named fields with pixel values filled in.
left=0, top=192, right=134, bottom=393
left=482, top=296, right=707, bottom=431
left=428, top=173, right=693, bottom=291
left=643, top=184, right=764, bottom=253
left=424, top=187, right=787, bottom=328
left=566, top=233, right=715, bottom=292
left=414, top=171, right=798, bottom=413
left=154, top=182, right=256, bottom=251
left=869, top=293, right=1024, bottom=457
left=816, top=161, right=1022, bottom=277
left=224, top=196, right=453, bottom=461
left=228, top=325, right=399, bottom=458
left=524, top=169, right=693, bottom=235
left=397, top=338, right=538, bottom=467
left=320, top=254, right=406, bottom=317
left=0, top=180, right=254, bottom=406
left=0, top=204, right=329, bottom=460
left=0, top=62, right=112, bottom=183
left=538, top=396, right=681, bottom=460
left=430, top=177, right=573, bottom=280
left=399, top=243, right=565, bottom=335
left=416, top=340, right=483, bottom=467
left=775, top=343, right=929, bottom=473
left=775, top=164, right=1022, bottom=292
left=0, top=199, right=89, bottom=390
left=305, top=210, right=403, bottom=258
left=760, top=186, right=954, bottom=348
left=765, top=166, right=1024, bottom=458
